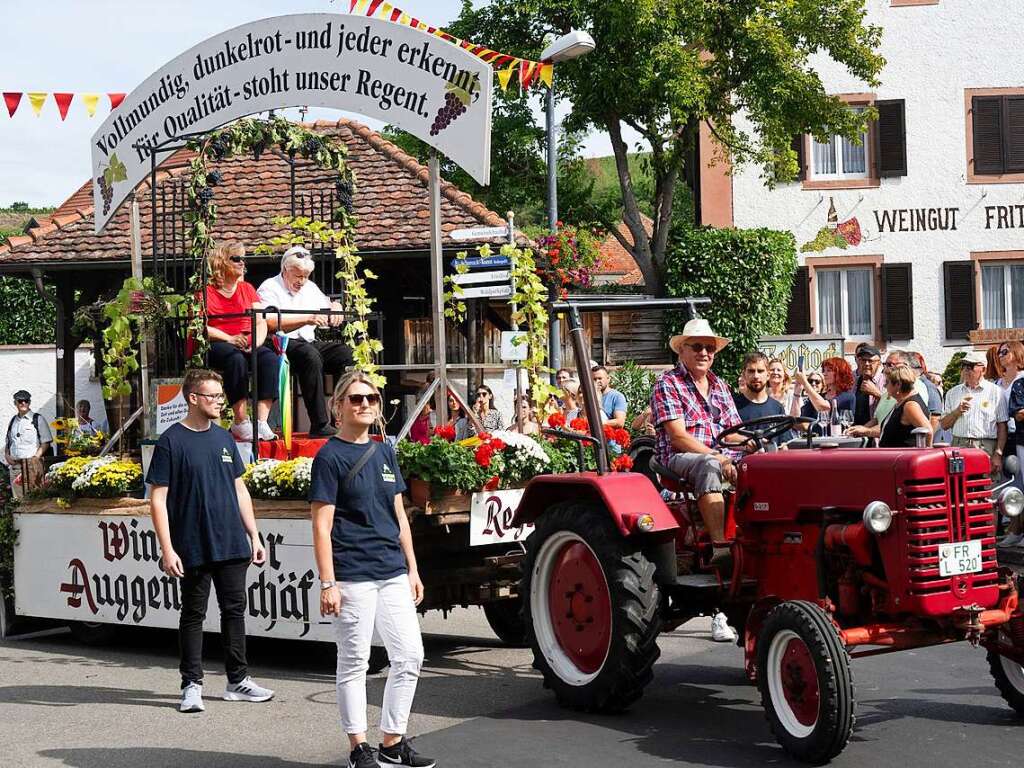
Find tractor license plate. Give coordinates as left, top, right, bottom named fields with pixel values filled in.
left=937, top=540, right=983, bottom=577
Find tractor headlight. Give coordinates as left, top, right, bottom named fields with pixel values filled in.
left=998, top=486, right=1024, bottom=518
left=863, top=501, right=893, bottom=534
left=635, top=514, right=656, bottom=532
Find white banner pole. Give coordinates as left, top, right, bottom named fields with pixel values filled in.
left=429, top=152, right=448, bottom=425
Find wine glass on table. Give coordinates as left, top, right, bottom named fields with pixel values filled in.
left=816, top=409, right=830, bottom=436
left=839, top=410, right=854, bottom=434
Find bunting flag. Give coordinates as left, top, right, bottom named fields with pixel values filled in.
left=27, top=92, right=47, bottom=116
left=3, top=92, right=22, bottom=117
left=53, top=92, right=74, bottom=121
left=347, top=0, right=552, bottom=91
left=272, top=332, right=293, bottom=450
left=108, top=92, right=125, bottom=109
left=81, top=93, right=100, bottom=117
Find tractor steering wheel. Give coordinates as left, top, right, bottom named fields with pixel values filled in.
left=714, top=414, right=811, bottom=453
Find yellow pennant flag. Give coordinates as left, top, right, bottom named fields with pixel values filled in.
left=398, top=12, right=410, bottom=25
left=497, top=65, right=516, bottom=91
left=81, top=93, right=100, bottom=117
left=539, top=64, right=554, bottom=88
left=27, top=92, right=47, bottom=116
left=378, top=2, right=393, bottom=18
left=353, top=0, right=370, bottom=13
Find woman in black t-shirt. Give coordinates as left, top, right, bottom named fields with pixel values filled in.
left=849, top=364, right=932, bottom=447
left=310, top=372, right=434, bottom=768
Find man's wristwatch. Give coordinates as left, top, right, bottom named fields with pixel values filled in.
left=320, top=580, right=336, bottom=590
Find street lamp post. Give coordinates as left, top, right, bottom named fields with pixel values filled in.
left=540, top=30, right=595, bottom=380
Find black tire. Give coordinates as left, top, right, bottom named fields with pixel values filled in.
left=757, top=601, right=855, bottom=765
left=67, top=620, right=119, bottom=645
left=483, top=599, right=528, bottom=647
left=628, top=436, right=657, bottom=486
left=522, top=501, right=660, bottom=713
left=368, top=644, right=390, bottom=674
left=988, top=649, right=1024, bottom=716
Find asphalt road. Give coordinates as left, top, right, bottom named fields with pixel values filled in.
left=0, top=609, right=1020, bottom=767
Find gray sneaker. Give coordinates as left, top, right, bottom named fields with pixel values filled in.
left=223, top=676, right=274, bottom=702
left=179, top=682, right=204, bottom=713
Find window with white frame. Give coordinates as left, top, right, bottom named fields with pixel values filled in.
left=817, top=267, right=874, bottom=338
left=810, top=108, right=869, bottom=180
left=981, top=262, right=1024, bottom=329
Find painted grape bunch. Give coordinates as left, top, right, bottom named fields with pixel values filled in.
left=97, top=152, right=127, bottom=216
left=430, top=84, right=469, bottom=137
left=97, top=176, right=113, bottom=215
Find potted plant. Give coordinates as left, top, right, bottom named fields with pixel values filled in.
left=397, top=428, right=503, bottom=511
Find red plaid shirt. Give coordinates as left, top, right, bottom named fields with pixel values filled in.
left=651, top=362, right=742, bottom=464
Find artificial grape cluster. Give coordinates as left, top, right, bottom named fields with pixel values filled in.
left=208, top=136, right=230, bottom=160
left=335, top=179, right=354, bottom=213
left=430, top=91, right=467, bottom=136
left=252, top=139, right=266, bottom=161
left=206, top=170, right=223, bottom=187
left=303, top=137, right=323, bottom=156
left=97, top=176, right=113, bottom=215
left=197, top=187, right=215, bottom=207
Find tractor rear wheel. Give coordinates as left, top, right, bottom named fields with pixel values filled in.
left=988, top=649, right=1024, bottom=716
left=758, top=601, right=855, bottom=765
left=483, top=599, right=528, bottom=647
left=522, top=501, right=660, bottom=713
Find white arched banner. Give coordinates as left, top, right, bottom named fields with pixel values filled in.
left=91, top=13, right=493, bottom=232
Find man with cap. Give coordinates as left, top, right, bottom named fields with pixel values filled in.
left=650, top=319, right=748, bottom=569
left=257, top=246, right=353, bottom=438
left=940, top=350, right=1008, bottom=477
left=853, top=344, right=884, bottom=426
left=5, top=389, right=52, bottom=498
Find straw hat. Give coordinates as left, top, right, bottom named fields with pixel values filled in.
left=668, top=318, right=731, bottom=355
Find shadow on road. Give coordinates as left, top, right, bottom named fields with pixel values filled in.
left=39, top=748, right=318, bottom=768
left=0, top=684, right=177, bottom=708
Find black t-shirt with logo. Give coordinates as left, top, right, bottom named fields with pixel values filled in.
left=309, top=437, right=408, bottom=582
left=145, top=422, right=251, bottom=570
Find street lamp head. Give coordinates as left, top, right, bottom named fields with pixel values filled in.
left=541, top=30, right=596, bottom=63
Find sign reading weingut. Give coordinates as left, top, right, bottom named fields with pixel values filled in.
left=91, top=13, right=493, bottom=231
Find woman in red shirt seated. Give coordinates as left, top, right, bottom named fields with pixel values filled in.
left=205, top=242, right=279, bottom=441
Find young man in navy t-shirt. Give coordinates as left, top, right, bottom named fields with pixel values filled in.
left=146, top=369, right=274, bottom=713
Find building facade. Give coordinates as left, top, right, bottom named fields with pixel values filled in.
left=713, top=0, right=1024, bottom=370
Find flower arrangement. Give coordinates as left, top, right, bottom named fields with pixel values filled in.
left=489, top=430, right=550, bottom=486
left=552, top=417, right=634, bottom=473
left=44, top=455, right=143, bottom=498
left=51, top=418, right=105, bottom=456
left=242, top=457, right=313, bottom=500
left=533, top=222, right=604, bottom=299
left=397, top=433, right=500, bottom=494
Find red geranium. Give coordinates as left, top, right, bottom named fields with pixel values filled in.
left=433, top=424, right=456, bottom=442
left=548, top=412, right=566, bottom=428
left=489, top=438, right=506, bottom=451
left=477, top=432, right=491, bottom=441
left=612, top=455, right=634, bottom=472
left=474, top=444, right=493, bottom=467
left=570, top=417, right=589, bottom=432
left=483, top=475, right=500, bottom=491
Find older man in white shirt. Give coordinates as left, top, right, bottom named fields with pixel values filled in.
left=940, top=350, right=1008, bottom=478
left=257, top=246, right=352, bottom=437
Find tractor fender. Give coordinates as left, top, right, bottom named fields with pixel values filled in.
left=513, top=472, right=679, bottom=537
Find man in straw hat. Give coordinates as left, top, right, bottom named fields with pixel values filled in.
left=651, top=318, right=749, bottom=569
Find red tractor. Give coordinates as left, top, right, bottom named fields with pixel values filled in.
left=515, top=298, right=1024, bottom=764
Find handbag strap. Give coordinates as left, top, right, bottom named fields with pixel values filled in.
left=343, top=441, right=378, bottom=492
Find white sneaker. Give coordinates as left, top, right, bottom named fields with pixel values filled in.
left=179, top=682, right=204, bottom=713
left=257, top=420, right=276, bottom=441
left=230, top=419, right=254, bottom=441
left=223, top=676, right=274, bottom=702
left=711, top=612, right=738, bottom=643
left=1000, top=533, right=1024, bottom=548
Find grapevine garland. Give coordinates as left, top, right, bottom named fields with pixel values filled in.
left=183, top=116, right=360, bottom=366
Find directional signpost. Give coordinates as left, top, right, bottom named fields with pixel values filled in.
left=450, top=225, right=509, bottom=241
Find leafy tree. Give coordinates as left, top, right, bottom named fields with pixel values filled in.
left=449, top=0, right=884, bottom=294
left=0, top=277, right=57, bottom=344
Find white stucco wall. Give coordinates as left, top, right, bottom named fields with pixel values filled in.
left=0, top=346, right=106, bottom=436
left=730, top=0, right=1024, bottom=371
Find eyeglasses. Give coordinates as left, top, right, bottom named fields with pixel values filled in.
left=229, top=255, right=245, bottom=264
left=998, top=348, right=1009, bottom=357
left=193, top=392, right=226, bottom=402
left=686, top=343, right=717, bottom=354
left=961, top=362, right=984, bottom=369
left=346, top=393, right=381, bottom=406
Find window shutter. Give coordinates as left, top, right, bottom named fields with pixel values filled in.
left=784, top=266, right=811, bottom=334
left=791, top=135, right=807, bottom=181
left=881, top=263, right=913, bottom=341
left=875, top=99, right=907, bottom=178
left=943, top=261, right=977, bottom=340
left=1006, top=95, right=1024, bottom=173
left=973, top=96, right=1004, bottom=175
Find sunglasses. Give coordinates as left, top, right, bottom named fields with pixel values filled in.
left=961, top=362, right=983, bottom=369
left=686, top=343, right=717, bottom=354
left=807, top=378, right=823, bottom=385
left=998, top=348, right=1009, bottom=357
left=14, top=399, right=29, bottom=404
left=346, top=393, right=380, bottom=406
left=475, top=391, right=489, bottom=399
left=229, top=255, right=245, bottom=263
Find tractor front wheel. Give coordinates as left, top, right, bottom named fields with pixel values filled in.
left=988, top=649, right=1024, bottom=716
left=522, top=501, right=660, bottom=713
left=483, top=599, right=528, bottom=647
left=758, top=601, right=855, bottom=764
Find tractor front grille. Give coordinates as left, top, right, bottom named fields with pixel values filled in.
left=902, top=471, right=998, bottom=596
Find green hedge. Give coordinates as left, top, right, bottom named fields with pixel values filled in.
left=0, top=277, right=56, bottom=344
left=663, top=226, right=797, bottom=384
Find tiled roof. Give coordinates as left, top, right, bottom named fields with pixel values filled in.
left=0, top=118, right=510, bottom=267
left=596, top=214, right=652, bottom=285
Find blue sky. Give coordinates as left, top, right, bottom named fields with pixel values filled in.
left=0, top=0, right=623, bottom=206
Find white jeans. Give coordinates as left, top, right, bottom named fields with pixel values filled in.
left=334, top=574, right=424, bottom=736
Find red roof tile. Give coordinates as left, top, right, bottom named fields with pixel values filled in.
left=1, top=118, right=511, bottom=266
left=596, top=215, right=652, bottom=285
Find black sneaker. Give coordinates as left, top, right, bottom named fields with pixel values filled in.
left=348, top=743, right=377, bottom=768
left=378, top=737, right=436, bottom=768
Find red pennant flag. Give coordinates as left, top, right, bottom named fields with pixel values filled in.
left=53, top=92, right=74, bottom=121
left=349, top=0, right=359, bottom=11
left=3, top=92, right=22, bottom=117
left=390, top=7, right=401, bottom=21
left=366, top=0, right=385, bottom=15
left=108, top=92, right=125, bottom=110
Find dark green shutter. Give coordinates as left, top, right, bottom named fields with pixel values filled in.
left=973, top=96, right=1005, bottom=175
left=881, top=263, right=913, bottom=340
left=943, top=261, right=977, bottom=340
left=784, top=266, right=811, bottom=334
left=875, top=100, right=907, bottom=178
left=1006, top=95, right=1024, bottom=173
left=791, top=135, right=807, bottom=181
